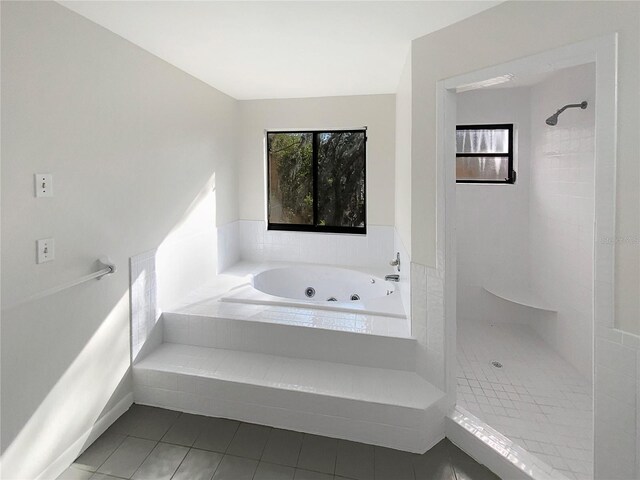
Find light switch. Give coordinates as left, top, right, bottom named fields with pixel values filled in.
left=36, top=238, right=54, bottom=264
left=35, top=173, right=53, bottom=197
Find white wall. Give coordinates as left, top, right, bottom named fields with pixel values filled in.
left=529, top=63, right=595, bottom=381
left=395, top=54, right=412, bottom=258
left=0, top=2, right=238, bottom=478
left=455, top=87, right=532, bottom=324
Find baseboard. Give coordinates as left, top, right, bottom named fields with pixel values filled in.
left=36, top=392, right=134, bottom=480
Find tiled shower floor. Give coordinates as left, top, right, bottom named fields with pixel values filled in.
left=457, top=321, right=593, bottom=480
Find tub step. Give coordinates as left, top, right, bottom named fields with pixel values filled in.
left=133, top=342, right=447, bottom=452
left=162, top=312, right=417, bottom=371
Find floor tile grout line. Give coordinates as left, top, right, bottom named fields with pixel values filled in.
left=124, top=412, right=181, bottom=479
left=293, top=431, right=304, bottom=471
left=126, top=436, right=160, bottom=479
left=81, top=429, right=129, bottom=475
left=167, top=443, right=192, bottom=480
left=206, top=447, right=224, bottom=480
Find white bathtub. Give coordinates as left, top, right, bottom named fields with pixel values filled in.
left=221, top=265, right=405, bottom=318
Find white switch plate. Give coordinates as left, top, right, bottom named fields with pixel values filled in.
left=36, top=238, right=54, bottom=263
left=35, top=173, right=53, bottom=197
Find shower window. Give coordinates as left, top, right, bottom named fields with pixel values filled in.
left=456, top=124, right=515, bottom=184
left=267, top=130, right=366, bottom=234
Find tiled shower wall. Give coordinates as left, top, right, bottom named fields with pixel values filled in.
left=594, top=328, right=640, bottom=479
left=238, top=220, right=394, bottom=269
left=529, top=63, right=595, bottom=380
left=455, top=87, right=532, bottom=325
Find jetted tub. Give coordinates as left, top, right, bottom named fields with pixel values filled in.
left=221, top=265, right=405, bottom=318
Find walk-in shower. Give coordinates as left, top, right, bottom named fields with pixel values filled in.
left=545, top=100, right=588, bottom=125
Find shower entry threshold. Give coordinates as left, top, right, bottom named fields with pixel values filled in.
left=447, top=407, right=571, bottom=480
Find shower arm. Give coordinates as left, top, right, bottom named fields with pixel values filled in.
left=553, top=101, right=588, bottom=116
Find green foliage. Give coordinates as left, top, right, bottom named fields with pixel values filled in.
left=268, top=133, right=313, bottom=224
left=317, top=131, right=365, bottom=227
left=268, top=131, right=365, bottom=228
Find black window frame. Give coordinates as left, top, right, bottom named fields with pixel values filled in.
left=456, top=123, right=515, bottom=184
left=266, top=129, right=367, bottom=235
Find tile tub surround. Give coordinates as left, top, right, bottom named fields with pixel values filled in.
left=457, top=320, right=592, bottom=480
left=57, top=404, right=500, bottom=480
left=133, top=341, right=446, bottom=453
left=169, top=261, right=411, bottom=338
left=130, top=250, right=160, bottom=362
left=130, top=259, right=446, bottom=453
left=238, top=220, right=394, bottom=269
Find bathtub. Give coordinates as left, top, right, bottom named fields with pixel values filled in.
left=221, top=265, right=406, bottom=318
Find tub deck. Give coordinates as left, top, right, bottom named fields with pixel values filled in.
left=165, top=261, right=411, bottom=338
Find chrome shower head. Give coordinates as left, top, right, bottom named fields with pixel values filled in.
left=546, top=101, right=588, bottom=126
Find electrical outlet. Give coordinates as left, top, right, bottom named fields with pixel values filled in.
left=36, top=238, right=54, bottom=264
left=35, top=173, right=53, bottom=197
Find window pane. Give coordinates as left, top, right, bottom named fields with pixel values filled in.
left=456, top=128, right=509, bottom=154
left=456, top=156, right=509, bottom=181
left=268, top=132, right=313, bottom=225
left=317, top=131, right=365, bottom=228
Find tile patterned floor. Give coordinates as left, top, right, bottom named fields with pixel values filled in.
left=457, top=321, right=593, bottom=480
left=58, top=404, right=499, bottom=480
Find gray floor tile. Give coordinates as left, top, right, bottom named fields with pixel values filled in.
left=193, top=417, right=240, bottom=453
left=57, top=466, right=93, bottom=480
left=161, top=413, right=207, bottom=447
left=212, top=455, right=258, bottom=480
left=73, top=431, right=127, bottom=472
left=76, top=407, right=500, bottom=480
left=131, top=442, right=188, bottom=480
left=109, top=405, right=180, bottom=441
left=414, top=456, right=455, bottom=480
left=293, top=469, right=334, bottom=480
left=335, top=440, right=374, bottom=480
left=172, top=448, right=223, bottom=480
left=413, top=439, right=456, bottom=480
left=374, top=446, right=416, bottom=480
left=297, top=434, right=338, bottom=475
left=262, top=428, right=304, bottom=467
left=96, top=436, right=156, bottom=478
left=226, top=423, right=272, bottom=459
left=254, top=461, right=296, bottom=480
left=449, top=446, right=500, bottom=480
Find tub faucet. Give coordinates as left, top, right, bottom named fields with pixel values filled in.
left=389, top=252, right=401, bottom=272
left=385, top=274, right=400, bottom=282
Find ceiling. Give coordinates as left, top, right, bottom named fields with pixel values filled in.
left=59, top=1, right=501, bottom=100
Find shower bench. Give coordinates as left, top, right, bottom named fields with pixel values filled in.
left=483, top=284, right=557, bottom=313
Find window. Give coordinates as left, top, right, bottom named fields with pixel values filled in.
left=456, top=124, right=515, bottom=184
left=267, top=130, right=366, bottom=234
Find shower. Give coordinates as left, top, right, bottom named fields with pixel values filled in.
left=545, top=100, right=588, bottom=125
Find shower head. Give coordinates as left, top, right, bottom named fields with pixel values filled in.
left=545, top=101, right=588, bottom=126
